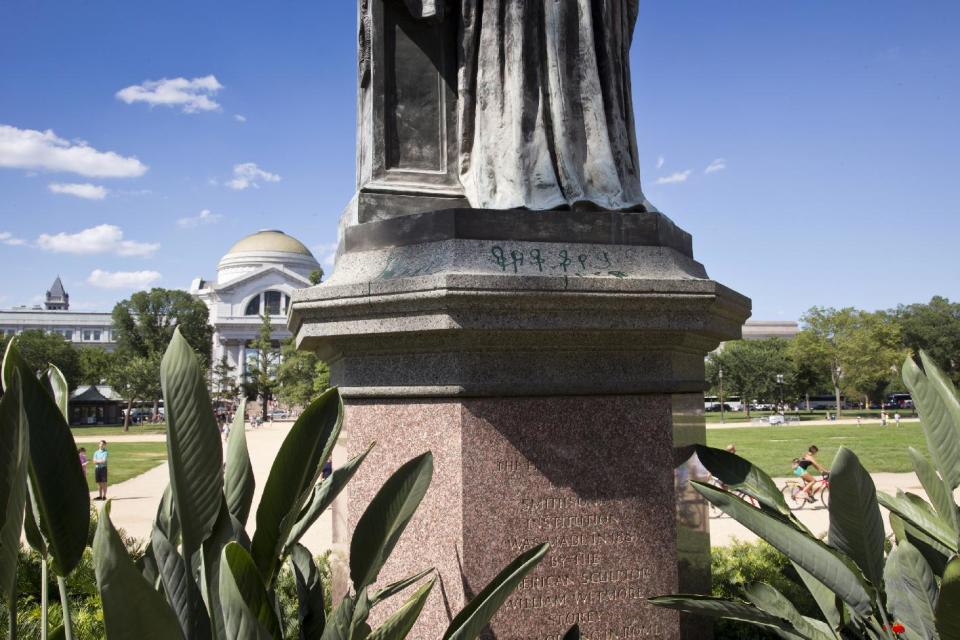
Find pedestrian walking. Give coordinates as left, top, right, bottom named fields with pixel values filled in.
left=93, top=440, right=109, bottom=501
left=881, top=412, right=888, bottom=427
left=895, top=412, right=902, bottom=427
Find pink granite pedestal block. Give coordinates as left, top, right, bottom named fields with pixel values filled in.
left=345, top=394, right=711, bottom=639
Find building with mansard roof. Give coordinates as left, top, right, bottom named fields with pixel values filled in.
left=0, top=276, right=115, bottom=349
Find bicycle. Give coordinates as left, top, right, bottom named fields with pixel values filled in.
left=781, top=474, right=829, bottom=510
left=705, top=476, right=759, bottom=518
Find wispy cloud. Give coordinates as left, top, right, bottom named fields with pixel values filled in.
left=705, top=158, right=727, bottom=174
left=234, top=114, right=247, bottom=123
left=656, top=156, right=665, bottom=169
left=48, top=182, right=108, bottom=200
left=116, top=75, right=224, bottom=113
left=313, top=242, right=338, bottom=268
left=227, top=162, right=281, bottom=190
left=87, top=269, right=161, bottom=289
left=177, top=208, right=222, bottom=229
left=37, top=224, right=158, bottom=257
left=0, top=232, right=26, bottom=246
left=0, top=125, right=147, bottom=178
left=655, top=170, right=692, bottom=185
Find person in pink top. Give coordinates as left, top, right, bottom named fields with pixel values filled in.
left=78, top=447, right=88, bottom=475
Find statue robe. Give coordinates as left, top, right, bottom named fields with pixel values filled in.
left=454, top=0, right=651, bottom=211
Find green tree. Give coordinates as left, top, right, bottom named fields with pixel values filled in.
left=707, top=338, right=793, bottom=416
left=112, top=288, right=214, bottom=365
left=210, top=354, right=237, bottom=406
left=275, top=339, right=330, bottom=409
left=77, top=347, right=115, bottom=385
left=308, top=268, right=324, bottom=285
left=8, top=329, right=82, bottom=387
left=107, top=354, right=161, bottom=430
left=245, top=313, right=279, bottom=421
left=895, top=296, right=960, bottom=385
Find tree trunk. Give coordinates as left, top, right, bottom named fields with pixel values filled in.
left=805, top=392, right=811, bottom=412
left=835, top=386, right=842, bottom=419
left=124, top=399, right=133, bottom=431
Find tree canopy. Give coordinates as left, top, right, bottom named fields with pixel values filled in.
left=112, top=288, right=214, bottom=365
left=896, top=296, right=960, bottom=385
left=275, top=338, right=330, bottom=409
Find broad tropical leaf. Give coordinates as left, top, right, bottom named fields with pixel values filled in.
left=289, top=544, right=326, bottom=640
left=370, top=567, right=434, bottom=606
left=367, top=578, right=435, bottom=640
left=827, top=447, right=886, bottom=589
left=156, top=484, right=181, bottom=545
left=285, top=442, right=375, bottom=555
left=251, top=387, right=343, bottom=586
left=878, top=490, right=957, bottom=551
left=744, top=583, right=835, bottom=640
left=93, top=502, right=183, bottom=639
left=224, top=398, right=255, bottom=527
left=0, top=372, right=28, bottom=602
left=202, top=499, right=247, bottom=640
left=885, top=541, right=938, bottom=640
left=2, top=341, right=89, bottom=575
left=350, top=452, right=433, bottom=592
left=320, top=596, right=354, bottom=640
left=693, top=444, right=794, bottom=518
left=791, top=563, right=843, bottom=632
left=903, top=353, right=960, bottom=490
left=219, top=542, right=282, bottom=640
left=161, top=328, right=224, bottom=556
left=693, top=481, right=876, bottom=616
left=937, top=555, right=960, bottom=638
left=44, top=365, right=69, bottom=418
left=441, top=543, right=549, bottom=640
left=152, top=526, right=212, bottom=640
left=907, top=447, right=958, bottom=535
left=649, top=595, right=805, bottom=638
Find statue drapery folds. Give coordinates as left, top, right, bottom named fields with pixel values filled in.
left=397, top=0, right=653, bottom=212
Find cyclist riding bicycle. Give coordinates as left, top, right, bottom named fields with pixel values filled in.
left=792, top=445, right=829, bottom=503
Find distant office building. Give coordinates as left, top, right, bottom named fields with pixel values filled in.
left=741, top=320, right=799, bottom=340
left=0, top=276, right=115, bottom=349
left=190, top=229, right=320, bottom=385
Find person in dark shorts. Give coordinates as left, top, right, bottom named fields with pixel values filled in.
left=93, top=440, right=109, bottom=501
left=794, top=445, right=828, bottom=502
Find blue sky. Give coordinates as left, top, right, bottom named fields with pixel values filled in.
left=1, top=1, right=957, bottom=320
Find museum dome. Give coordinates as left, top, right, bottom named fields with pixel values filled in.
left=225, top=230, right=314, bottom=258
left=217, top=229, right=319, bottom=284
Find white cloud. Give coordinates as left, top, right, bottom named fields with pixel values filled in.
left=0, top=125, right=147, bottom=178
left=48, top=182, right=108, bottom=200
left=0, top=232, right=26, bottom=246
left=227, top=162, right=281, bottom=190
left=313, top=242, right=338, bottom=268
left=177, top=208, right=223, bottom=229
left=655, top=170, right=692, bottom=185
left=705, top=158, right=727, bottom=174
left=234, top=114, right=247, bottom=123
left=656, top=156, right=665, bottom=169
left=37, top=224, right=158, bottom=257
left=87, top=269, right=161, bottom=289
left=115, top=75, right=224, bottom=113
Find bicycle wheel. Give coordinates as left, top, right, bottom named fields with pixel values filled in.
left=781, top=483, right=805, bottom=509
left=819, top=485, right=829, bottom=509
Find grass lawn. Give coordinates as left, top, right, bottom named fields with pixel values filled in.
left=705, top=409, right=917, bottom=424
left=83, top=442, right=168, bottom=492
left=71, top=423, right=167, bottom=438
left=706, top=423, right=928, bottom=477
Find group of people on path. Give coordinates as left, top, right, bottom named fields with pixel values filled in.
left=79, top=440, right=109, bottom=501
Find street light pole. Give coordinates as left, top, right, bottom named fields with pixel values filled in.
left=776, top=374, right=785, bottom=414
left=719, top=366, right=725, bottom=425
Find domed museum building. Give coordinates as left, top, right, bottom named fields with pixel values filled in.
left=190, top=230, right=320, bottom=384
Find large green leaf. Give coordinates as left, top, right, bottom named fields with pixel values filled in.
left=156, top=484, right=181, bottom=545
left=2, top=341, right=89, bottom=575
left=367, top=578, right=435, bottom=640
left=878, top=491, right=957, bottom=551
left=693, top=481, right=876, bottom=616
left=0, top=372, right=28, bottom=602
left=693, top=445, right=794, bottom=518
left=903, top=353, right=960, bottom=490
left=202, top=499, right=250, bottom=640
left=225, top=398, right=255, bottom=527
left=370, top=568, right=434, bottom=607
left=320, top=596, right=355, bottom=640
left=152, top=526, right=212, bottom=640
left=93, top=501, right=183, bottom=639
left=907, top=447, right=958, bottom=535
left=350, top=452, right=433, bottom=592
left=441, top=543, right=549, bottom=640
left=44, top=365, right=69, bottom=418
left=285, top=442, right=374, bottom=556
left=219, top=542, right=283, bottom=640
left=649, top=595, right=805, bottom=638
left=744, top=583, right=835, bottom=640
left=161, top=328, right=224, bottom=556
left=288, top=544, right=326, bottom=640
left=936, top=555, right=960, bottom=638
left=251, top=387, right=343, bottom=586
left=827, top=447, right=886, bottom=589
left=884, top=541, right=938, bottom=640
left=791, top=563, right=843, bottom=633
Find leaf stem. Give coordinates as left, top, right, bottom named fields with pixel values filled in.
left=57, top=576, right=74, bottom=640
left=7, top=595, right=16, bottom=640
left=40, top=553, right=48, bottom=640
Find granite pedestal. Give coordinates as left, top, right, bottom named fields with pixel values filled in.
left=289, top=209, right=750, bottom=639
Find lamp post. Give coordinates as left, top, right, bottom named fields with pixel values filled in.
left=776, top=374, right=785, bottom=414
left=834, top=365, right=843, bottom=419
left=719, top=365, right=725, bottom=425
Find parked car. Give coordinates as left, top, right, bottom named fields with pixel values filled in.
left=270, top=409, right=290, bottom=420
